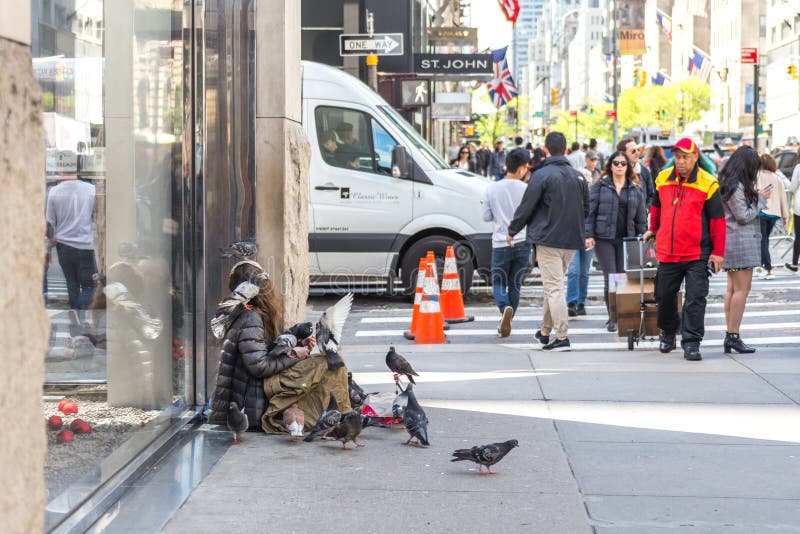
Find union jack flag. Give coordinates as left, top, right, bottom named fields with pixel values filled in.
left=486, top=47, right=518, bottom=109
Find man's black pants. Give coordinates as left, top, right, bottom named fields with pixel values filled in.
left=655, top=259, right=709, bottom=347
left=56, top=243, right=97, bottom=314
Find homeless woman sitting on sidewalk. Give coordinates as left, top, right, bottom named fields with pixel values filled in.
left=207, top=260, right=350, bottom=435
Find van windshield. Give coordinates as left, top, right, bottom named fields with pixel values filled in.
left=378, top=105, right=448, bottom=170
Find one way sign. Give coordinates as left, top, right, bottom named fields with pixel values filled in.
left=339, top=33, right=404, bottom=56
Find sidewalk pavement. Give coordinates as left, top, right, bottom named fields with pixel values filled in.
left=163, top=342, right=800, bottom=533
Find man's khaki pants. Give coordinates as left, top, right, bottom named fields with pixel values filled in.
left=537, top=245, right=575, bottom=340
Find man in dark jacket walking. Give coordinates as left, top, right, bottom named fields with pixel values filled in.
left=507, top=131, right=590, bottom=351
left=489, top=140, right=508, bottom=181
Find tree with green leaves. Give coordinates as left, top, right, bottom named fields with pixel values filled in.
left=473, top=95, right=529, bottom=144
left=549, top=102, right=614, bottom=144
left=618, top=79, right=711, bottom=131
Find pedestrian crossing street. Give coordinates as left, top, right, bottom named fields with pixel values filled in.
left=344, top=274, right=800, bottom=351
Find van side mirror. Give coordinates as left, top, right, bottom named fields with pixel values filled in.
left=391, top=145, right=410, bottom=178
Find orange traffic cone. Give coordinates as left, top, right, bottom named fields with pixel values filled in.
left=426, top=252, right=450, bottom=331
left=426, top=250, right=438, bottom=282
left=403, top=257, right=428, bottom=340
left=414, top=263, right=446, bottom=344
left=441, top=245, right=475, bottom=323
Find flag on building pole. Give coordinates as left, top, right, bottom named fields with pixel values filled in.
left=497, top=0, right=521, bottom=24
left=651, top=72, right=667, bottom=85
left=688, top=49, right=712, bottom=82
left=687, top=0, right=708, bottom=18
left=656, top=11, right=672, bottom=41
left=487, top=47, right=518, bottom=109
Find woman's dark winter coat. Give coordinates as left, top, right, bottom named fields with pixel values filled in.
left=208, top=311, right=311, bottom=429
left=585, top=176, right=648, bottom=240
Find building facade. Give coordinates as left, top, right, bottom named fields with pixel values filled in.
left=13, top=0, right=309, bottom=530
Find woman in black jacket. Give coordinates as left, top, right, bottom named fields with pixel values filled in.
left=207, top=261, right=350, bottom=433
left=585, top=151, right=648, bottom=332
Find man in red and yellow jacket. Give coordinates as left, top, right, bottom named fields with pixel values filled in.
left=642, top=138, right=725, bottom=361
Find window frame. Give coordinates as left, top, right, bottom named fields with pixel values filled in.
left=313, top=104, right=401, bottom=178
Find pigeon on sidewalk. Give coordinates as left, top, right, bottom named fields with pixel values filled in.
left=402, top=385, right=429, bottom=446
left=451, top=439, right=519, bottom=474
left=303, top=392, right=342, bottom=442
left=385, top=346, right=419, bottom=386
left=226, top=402, right=249, bottom=444
left=328, top=410, right=365, bottom=450
left=282, top=404, right=305, bottom=442
left=220, top=240, right=258, bottom=259
left=392, top=382, right=411, bottom=421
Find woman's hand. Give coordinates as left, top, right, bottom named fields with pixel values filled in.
left=585, top=238, right=595, bottom=250
left=291, top=347, right=310, bottom=360
left=302, top=335, right=316, bottom=350
left=761, top=188, right=772, bottom=200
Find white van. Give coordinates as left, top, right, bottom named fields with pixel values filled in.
left=302, top=61, right=493, bottom=294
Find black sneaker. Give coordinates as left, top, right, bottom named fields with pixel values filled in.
left=534, top=330, right=550, bottom=345
left=498, top=306, right=513, bottom=338
left=577, top=303, right=587, bottom=316
left=606, top=321, right=617, bottom=333
left=568, top=303, right=578, bottom=317
left=786, top=262, right=799, bottom=273
left=659, top=333, right=676, bottom=353
left=543, top=337, right=571, bottom=352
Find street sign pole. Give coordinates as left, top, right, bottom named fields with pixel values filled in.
left=754, top=63, right=760, bottom=150
left=366, top=10, right=377, bottom=91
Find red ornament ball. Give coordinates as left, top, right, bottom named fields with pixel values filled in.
left=56, top=430, right=74, bottom=443
left=59, top=401, right=79, bottom=415
left=47, top=415, right=63, bottom=430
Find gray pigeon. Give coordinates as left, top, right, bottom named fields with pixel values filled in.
left=386, top=346, right=418, bottom=385
left=220, top=240, right=259, bottom=259
left=312, top=294, right=353, bottom=370
left=451, top=439, right=519, bottom=474
left=402, top=385, right=429, bottom=446
left=303, top=391, right=342, bottom=442
left=227, top=402, right=249, bottom=444
left=327, top=410, right=365, bottom=450
left=392, top=382, right=411, bottom=421
left=348, top=372, right=377, bottom=408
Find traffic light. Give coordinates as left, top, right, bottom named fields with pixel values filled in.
left=550, top=88, right=559, bottom=106
left=788, top=64, right=799, bottom=79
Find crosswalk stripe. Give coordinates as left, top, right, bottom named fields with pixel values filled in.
left=354, top=322, right=800, bottom=338
left=502, top=336, right=799, bottom=351
left=359, top=308, right=797, bottom=324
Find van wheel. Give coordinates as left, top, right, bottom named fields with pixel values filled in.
left=399, top=236, right=474, bottom=297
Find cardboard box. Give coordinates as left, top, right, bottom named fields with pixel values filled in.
left=615, top=279, right=681, bottom=337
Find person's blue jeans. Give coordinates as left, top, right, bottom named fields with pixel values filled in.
left=566, top=247, right=594, bottom=306
left=492, top=244, right=532, bottom=314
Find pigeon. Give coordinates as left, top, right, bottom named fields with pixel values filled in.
left=282, top=404, right=305, bottom=441
left=311, top=293, right=353, bottom=370
left=303, top=391, right=342, bottom=442
left=392, top=382, right=411, bottom=421
left=385, top=346, right=418, bottom=386
left=348, top=372, right=377, bottom=408
left=227, top=402, right=249, bottom=444
left=209, top=280, right=260, bottom=339
left=328, top=410, right=365, bottom=450
left=220, top=240, right=258, bottom=259
left=402, top=385, right=429, bottom=446
left=360, top=414, right=387, bottom=429
left=451, top=440, right=519, bottom=474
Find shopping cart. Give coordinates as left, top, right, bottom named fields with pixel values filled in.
left=620, top=236, right=660, bottom=350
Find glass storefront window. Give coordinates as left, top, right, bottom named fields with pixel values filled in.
left=33, top=1, right=192, bottom=529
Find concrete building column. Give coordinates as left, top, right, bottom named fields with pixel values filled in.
left=0, top=1, right=48, bottom=531
left=255, top=0, right=310, bottom=326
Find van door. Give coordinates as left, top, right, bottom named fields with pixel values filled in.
left=308, top=103, right=412, bottom=277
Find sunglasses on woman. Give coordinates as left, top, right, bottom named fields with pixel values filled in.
left=612, top=160, right=628, bottom=167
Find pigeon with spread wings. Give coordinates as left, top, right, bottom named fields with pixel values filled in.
left=311, top=293, right=353, bottom=370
